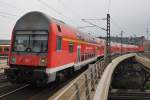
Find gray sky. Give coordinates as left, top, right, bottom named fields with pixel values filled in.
left=0, top=0, right=150, bottom=39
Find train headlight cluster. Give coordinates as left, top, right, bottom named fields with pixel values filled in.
left=11, top=56, right=16, bottom=63
left=40, top=57, right=47, bottom=66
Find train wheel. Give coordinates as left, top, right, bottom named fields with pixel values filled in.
left=68, top=67, right=75, bottom=78
left=56, top=71, right=65, bottom=83
left=56, top=67, right=74, bottom=83
left=31, top=74, right=48, bottom=87
left=7, top=75, right=18, bottom=84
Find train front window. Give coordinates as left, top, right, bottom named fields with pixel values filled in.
left=30, top=34, right=48, bottom=52
left=13, top=31, right=48, bottom=53
left=14, top=34, right=29, bottom=52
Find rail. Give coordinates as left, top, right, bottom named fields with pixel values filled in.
left=109, top=89, right=150, bottom=100
left=0, top=84, right=30, bottom=98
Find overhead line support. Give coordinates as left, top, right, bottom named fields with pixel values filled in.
left=106, top=13, right=111, bottom=63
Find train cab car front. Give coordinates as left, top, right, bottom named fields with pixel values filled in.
left=5, top=11, right=53, bottom=87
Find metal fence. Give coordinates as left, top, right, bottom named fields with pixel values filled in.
left=54, top=58, right=107, bottom=100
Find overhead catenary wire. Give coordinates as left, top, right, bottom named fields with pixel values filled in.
left=82, top=19, right=106, bottom=31
left=0, top=14, right=16, bottom=20
left=0, top=11, right=19, bottom=21
left=37, top=0, right=68, bottom=19
left=110, top=17, right=123, bottom=32
left=37, top=0, right=78, bottom=26
left=110, top=16, right=128, bottom=37
left=107, top=0, right=129, bottom=37
left=57, top=0, right=109, bottom=31
left=107, top=0, right=111, bottom=14
left=0, top=0, right=26, bottom=12
left=0, top=1, right=25, bottom=21
left=81, top=18, right=107, bottom=21
left=57, top=0, right=107, bottom=32
left=79, top=0, right=111, bottom=35
left=57, top=0, right=82, bottom=19
left=77, top=25, right=96, bottom=29
left=0, top=12, right=19, bottom=17
left=57, top=0, right=110, bottom=35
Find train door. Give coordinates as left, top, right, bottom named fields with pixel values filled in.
left=77, top=45, right=81, bottom=63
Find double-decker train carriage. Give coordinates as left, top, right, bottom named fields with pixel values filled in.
left=5, top=11, right=144, bottom=86
left=0, top=44, right=10, bottom=57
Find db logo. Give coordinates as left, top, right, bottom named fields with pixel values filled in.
left=24, top=58, right=30, bottom=63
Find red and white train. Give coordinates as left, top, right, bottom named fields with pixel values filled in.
left=5, top=12, right=144, bottom=86
left=0, top=44, right=10, bottom=57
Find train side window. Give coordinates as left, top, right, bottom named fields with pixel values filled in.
left=57, top=25, right=61, bottom=32
left=69, top=42, right=74, bottom=53
left=56, top=36, right=62, bottom=50
left=0, top=47, right=2, bottom=52
left=4, top=47, right=9, bottom=52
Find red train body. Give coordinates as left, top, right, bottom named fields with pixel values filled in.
left=0, top=45, right=10, bottom=57
left=5, top=12, right=144, bottom=86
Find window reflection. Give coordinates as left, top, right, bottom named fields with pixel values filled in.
left=13, top=31, right=48, bottom=53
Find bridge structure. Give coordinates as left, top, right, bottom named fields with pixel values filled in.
left=94, top=53, right=150, bottom=100
left=50, top=52, right=150, bottom=100
left=0, top=52, right=150, bottom=100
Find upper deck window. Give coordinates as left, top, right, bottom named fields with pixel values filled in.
left=56, top=36, right=62, bottom=50
left=69, top=42, right=74, bottom=53
left=57, top=25, right=61, bottom=32
left=0, top=47, right=2, bottom=52
left=4, top=47, right=9, bottom=52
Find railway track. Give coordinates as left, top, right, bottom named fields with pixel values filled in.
left=0, top=65, right=88, bottom=100
left=0, top=84, right=30, bottom=99
left=109, top=89, right=150, bottom=100
left=0, top=73, right=7, bottom=83
left=0, top=82, right=11, bottom=89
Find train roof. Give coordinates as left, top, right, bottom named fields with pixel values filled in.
left=14, top=11, right=51, bottom=31
left=14, top=11, right=67, bottom=31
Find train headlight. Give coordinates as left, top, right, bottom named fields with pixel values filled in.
left=40, top=58, right=47, bottom=66
left=11, top=56, right=16, bottom=63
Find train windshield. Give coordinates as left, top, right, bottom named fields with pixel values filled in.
left=13, top=31, right=48, bottom=53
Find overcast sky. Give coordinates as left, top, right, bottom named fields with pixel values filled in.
left=0, top=0, right=150, bottom=40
